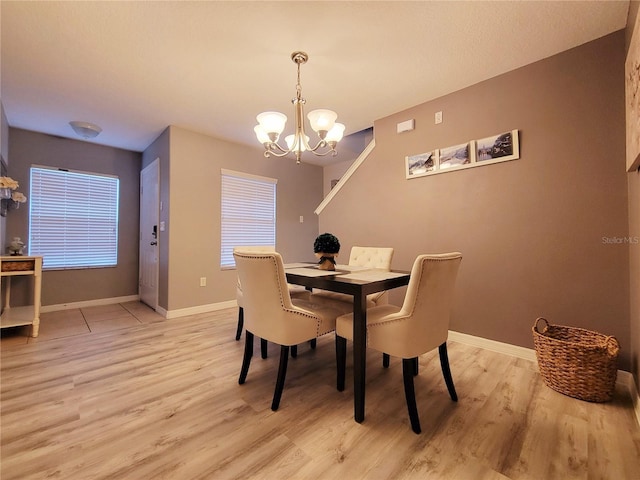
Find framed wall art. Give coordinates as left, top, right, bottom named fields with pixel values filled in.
left=475, top=129, right=519, bottom=166
left=405, top=150, right=438, bottom=179
left=439, top=142, right=472, bottom=170
left=626, top=11, right=640, bottom=172
left=403, top=129, right=521, bottom=179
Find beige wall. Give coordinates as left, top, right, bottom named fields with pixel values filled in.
left=6, top=128, right=142, bottom=306
left=320, top=31, right=633, bottom=370
left=323, top=128, right=374, bottom=196
left=143, top=126, right=323, bottom=313
left=626, top=0, right=640, bottom=391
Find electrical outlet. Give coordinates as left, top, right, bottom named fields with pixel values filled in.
left=200, top=277, right=206, bottom=287
left=435, top=111, right=443, bottom=124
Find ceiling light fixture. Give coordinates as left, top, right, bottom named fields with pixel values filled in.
left=69, top=121, right=102, bottom=139
left=254, top=51, right=345, bottom=165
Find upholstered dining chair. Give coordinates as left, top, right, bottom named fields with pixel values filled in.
left=234, top=246, right=309, bottom=360
left=335, top=252, right=462, bottom=434
left=312, top=246, right=394, bottom=308
left=234, top=250, right=352, bottom=411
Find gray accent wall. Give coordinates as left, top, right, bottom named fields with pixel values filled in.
left=319, top=31, right=634, bottom=371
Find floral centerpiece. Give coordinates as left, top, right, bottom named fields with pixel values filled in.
left=313, top=233, right=340, bottom=271
left=0, top=177, right=27, bottom=215
left=0, top=176, right=19, bottom=199
left=11, top=191, right=27, bottom=206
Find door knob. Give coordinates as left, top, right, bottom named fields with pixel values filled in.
left=150, top=241, right=157, bottom=246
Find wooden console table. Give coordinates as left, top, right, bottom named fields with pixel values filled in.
left=1, top=256, right=43, bottom=337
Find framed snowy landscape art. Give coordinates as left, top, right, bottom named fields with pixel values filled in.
left=439, top=142, right=472, bottom=170
left=405, top=150, right=438, bottom=179
left=475, top=130, right=520, bottom=166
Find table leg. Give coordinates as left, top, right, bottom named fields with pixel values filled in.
left=353, top=290, right=367, bottom=423
left=32, top=268, right=42, bottom=337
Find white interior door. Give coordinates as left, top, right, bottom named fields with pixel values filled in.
left=139, top=158, right=159, bottom=309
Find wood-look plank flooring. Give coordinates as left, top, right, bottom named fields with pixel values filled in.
left=1, top=304, right=639, bottom=479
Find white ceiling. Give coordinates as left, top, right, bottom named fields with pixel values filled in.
left=1, top=1, right=630, bottom=166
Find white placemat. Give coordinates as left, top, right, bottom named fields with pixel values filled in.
left=285, top=267, right=341, bottom=277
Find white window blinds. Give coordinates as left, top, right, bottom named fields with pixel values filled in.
left=29, top=166, right=119, bottom=270
left=221, top=169, right=276, bottom=268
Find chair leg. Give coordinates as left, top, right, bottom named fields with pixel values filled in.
left=291, top=345, right=298, bottom=358
left=336, top=335, right=347, bottom=391
left=235, top=307, right=244, bottom=341
left=402, top=358, right=421, bottom=434
left=309, top=338, right=317, bottom=349
left=261, top=338, right=268, bottom=359
left=413, top=357, right=419, bottom=376
left=271, top=345, right=290, bottom=411
left=239, top=331, right=254, bottom=384
left=439, top=342, right=458, bottom=401
left=382, top=353, right=390, bottom=368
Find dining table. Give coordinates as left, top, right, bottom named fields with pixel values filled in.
left=284, top=263, right=411, bottom=423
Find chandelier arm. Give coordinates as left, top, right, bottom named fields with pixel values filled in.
left=308, top=146, right=338, bottom=157
left=265, top=143, right=292, bottom=156
left=306, top=139, right=333, bottom=154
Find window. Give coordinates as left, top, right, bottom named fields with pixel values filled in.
left=29, top=166, right=119, bottom=270
left=220, top=169, right=276, bottom=268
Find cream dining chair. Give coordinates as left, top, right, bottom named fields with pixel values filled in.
left=312, top=246, right=394, bottom=308
left=335, top=252, right=463, bottom=434
left=234, top=246, right=309, bottom=359
left=234, top=250, right=352, bottom=411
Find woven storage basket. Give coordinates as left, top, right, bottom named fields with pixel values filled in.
left=532, top=317, right=619, bottom=402
left=1, top=260, right=35, bottom=272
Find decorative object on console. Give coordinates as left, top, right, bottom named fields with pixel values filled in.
left=254, top=51, right=345, bottom=165
left=8, top=237, right=25, bottom=256
left=313, top=233, right=340, bottom=271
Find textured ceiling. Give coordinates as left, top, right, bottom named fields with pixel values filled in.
left=1, top=1, right=630, bottom=166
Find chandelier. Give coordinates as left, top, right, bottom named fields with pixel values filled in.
left=254, top=51, right=345, bottom=164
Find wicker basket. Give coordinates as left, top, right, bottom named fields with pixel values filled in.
left=1, top=260, right=35, bottom=272
left=532, top=317, right=619, bottom=402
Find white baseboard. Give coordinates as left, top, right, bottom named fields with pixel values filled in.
left=41, top=296, right=238, bottom=321
left=41, top=295, right=140, bottom=313
left=448, top=330, right=537, bottom=362
left=164, top=300, right=237, bottom=319
left=626, top=370, right=640, bottom=428
left=448, top=329, right=640, bottom=428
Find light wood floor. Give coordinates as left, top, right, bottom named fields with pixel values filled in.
left=1, top=304, right=639, bottom=480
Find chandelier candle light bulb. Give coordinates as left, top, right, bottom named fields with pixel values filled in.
left=254, top=51, right=344, bottom=164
